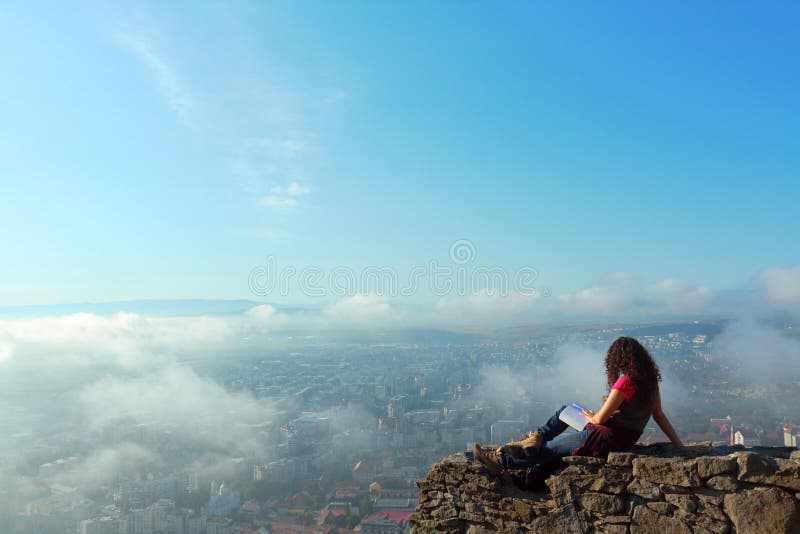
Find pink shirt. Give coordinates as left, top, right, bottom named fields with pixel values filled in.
left=611, top=375, right=636, bottom=402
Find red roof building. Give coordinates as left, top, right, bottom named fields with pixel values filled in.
left=358, top=511, right=412, bottom=534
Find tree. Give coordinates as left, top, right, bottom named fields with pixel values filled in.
left=242, top=479, right=283, bottom=501
left=358, top=495, right=373, bottom=516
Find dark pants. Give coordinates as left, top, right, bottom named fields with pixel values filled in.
left=500, top=405, right=592, bottom=470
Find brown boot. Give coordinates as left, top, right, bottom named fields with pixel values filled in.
left=500, top=431, right=542, bottom=459
left=472, top=443, right=503, bottom=476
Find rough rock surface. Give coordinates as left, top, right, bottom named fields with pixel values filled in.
left=410, top=444, right=800, bottom=533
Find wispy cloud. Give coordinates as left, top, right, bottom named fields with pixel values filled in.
left=556, top=273, right=712, bottom=316
left=260, top=181, right=311, bottom=209
left=286, top=182, right=311, bottom=196
left=118, top=33, right=192, bottom=118
left=256, top=136, right=311, bottom=158
left=434, top=273, right=714, bottom=326
left=761, top=264, right=800, bottom=304
left=260, top=195, right=298, bottom=209
left=0, top=263, right=795, bottom=371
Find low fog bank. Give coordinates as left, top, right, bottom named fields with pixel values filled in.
left=472, top=343, right=606, bottom=414
left=1, top=274, right=799, bottom=523
left=469, top=340, right=693, bottom=431
left=712, top=314, right=800, bottom=381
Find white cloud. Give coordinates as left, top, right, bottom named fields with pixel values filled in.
left=260, top=195, right=298, bottom=209
left=322, top=294, right=405, bottom=329
left=286, top=182, right=311, bottom=197
left=713, top=315, right=800, bottom=380
left=118, top=34, right=192, bottom=118
left=29, top=366, right=289, bottom=487
left=0, top=298, right=411, bottom=371
left=557, top=272, right=639, bottom=315
left=0, top=340, right=12, bottom=363
left=557, top=273, right=712, bottom=317
left=0, top=312, right=234, bottom=368
left=0, top=272, right=720, bottom=371
left=260, top=182, right=311, bottom=209
left=646, top=278, right=712, bottom=312
left=470, top=343, right=607, bottom=416
left=761, top=264, right=800, bottom=304
left=256, top=137, right=310, bottom=158
left=434, top=290, right=543, bottom=326
left=55, top=444, right=161, bottom=488
left=77, top=365, right=282, bottom=456
left=433, top=273, right=713, bottom=326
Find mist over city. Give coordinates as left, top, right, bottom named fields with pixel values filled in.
left=1, top=2, right=799, bottom=534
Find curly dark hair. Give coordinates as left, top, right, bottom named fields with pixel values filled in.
left=605, top=336, right=661, bottom=402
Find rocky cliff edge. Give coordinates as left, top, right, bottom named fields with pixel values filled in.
left=410, top=444, right=800, bottom=533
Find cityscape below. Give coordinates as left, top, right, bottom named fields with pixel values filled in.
left=2, top=317, right=799, bottom=534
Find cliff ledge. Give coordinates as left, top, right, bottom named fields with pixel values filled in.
left=410, top=444, right=800, bottom=533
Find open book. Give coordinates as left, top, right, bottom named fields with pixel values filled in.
left=559, top=403, right=590, bottom=431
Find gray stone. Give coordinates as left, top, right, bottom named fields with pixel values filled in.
left=706, top=475, right=738, bottom=491
left=736, top=451, right=776, bottom=479
left=627, top=477, right=663, bottom=500
left=431, top=503, right=458, bottom=519
left=561, top=465, right=591, bottom=476
left=698, top=500, right=728, bottom=523
left=598, top=514, right=630, bottom=524
left=646, top=501, right=676, bottom=514
left=693, top=516, right=730, bottom=534
left=631, top=505, right=693, bottom=534
left=633, top=457, right=702, bottom=487
left=659, top=483, right=693, bottom=494
left=736, top=452, right=800, bottom=491
left=607, top=452, right=636, bottom=467
left=546, top=474, right=580, bottom=507
left=724, top=486, right=800, bottom=534
left=458, top=510, right=485, bottom=522
left=665, top=493, right=699, bottom=513
left=597, top=524, right=627, bottom=534
left=571, top=467, right=633, bottom=495
left=626, top=495, right=648, bottom=517
left=411, top=448, right=800, bottom=534
left=564, top=455, right=607, bottom=466
left=697, top=455, right=738, bottom=478
left=579, top=492, right=625, bottom=515
left=499, top=497, right=534, bottom=523
left=531, top=504, right=592, bottom=533
left=465, top=525, right=496, bottom=534
left=696, top=490, right=725, bottom=506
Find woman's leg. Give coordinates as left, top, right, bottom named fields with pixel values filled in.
left=536, top=405, right=571, bottom=441
left=537, top=428, right=593, bottom=464
left=502, top=405, right=575, bottom=459
left=500, top=427, right=592, bottom=470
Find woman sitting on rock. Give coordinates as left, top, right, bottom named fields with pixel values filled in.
left=472, top=336, right=688, bottom=477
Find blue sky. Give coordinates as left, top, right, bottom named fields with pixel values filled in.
left=1, top=1, right=798, bottom=310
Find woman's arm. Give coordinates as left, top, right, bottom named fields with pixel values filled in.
left=581, top=389, right=625, bottom=426
left=651, top=389, right=687, bottom=450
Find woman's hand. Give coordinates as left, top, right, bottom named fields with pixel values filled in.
left=582, top=390, right=626, bottom=427
left=581, top=409, right=596, bottom=425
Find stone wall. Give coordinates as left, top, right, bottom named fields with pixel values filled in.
left=410, top=445, right=800, bottom=533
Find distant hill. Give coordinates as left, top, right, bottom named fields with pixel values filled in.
left=493, top=319, right=728, bottom=342
left=0, top=299, right=302, bottom=318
